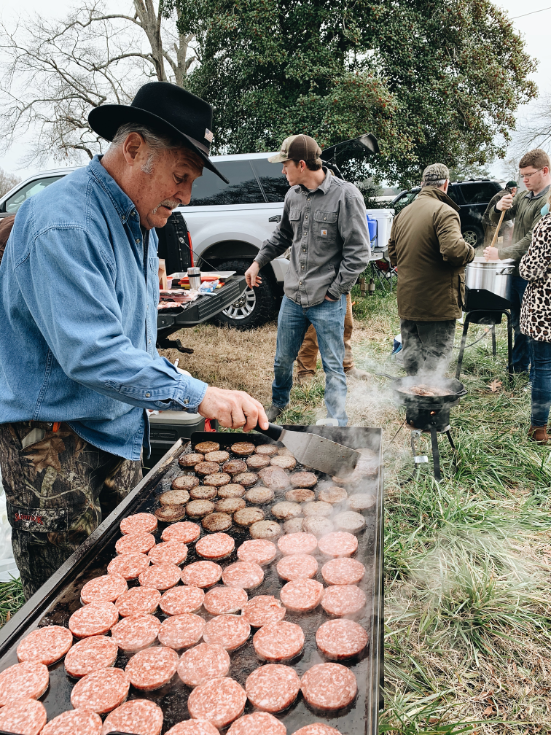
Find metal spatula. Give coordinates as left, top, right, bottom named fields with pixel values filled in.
left=255, top=423, right=360, bottom=476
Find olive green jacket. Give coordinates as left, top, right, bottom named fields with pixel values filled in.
left=388, top=187, right=475, bottom=321
left=489, top=185, right=549, bottom=276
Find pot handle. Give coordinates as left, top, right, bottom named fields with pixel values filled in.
left=496, top=265, right=514, bottom=275
left=454, top=387, right=468, bottom=398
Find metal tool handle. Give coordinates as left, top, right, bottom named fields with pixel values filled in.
left=254, top=422, right=284, bottom=441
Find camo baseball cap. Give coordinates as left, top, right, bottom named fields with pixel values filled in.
left=268, top=134, right=322, bottom=163
left=422, top=163, right=450, bottom=183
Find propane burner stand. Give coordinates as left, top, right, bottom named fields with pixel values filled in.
left=406, top=404, right=457, bottom=481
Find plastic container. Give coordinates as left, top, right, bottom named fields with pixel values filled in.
left=366, top=209, right=394, bottom=251
left=366, top=215, right=377, bottom=245
left=145, top=411, right=209, bottom=470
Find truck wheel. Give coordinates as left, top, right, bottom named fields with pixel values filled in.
left=214, top=259, right=278, bottom=330
left=462, top=226, right=483, bottom=247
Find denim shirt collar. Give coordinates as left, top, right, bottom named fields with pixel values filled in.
left=295, top=167, right=332, bottom=196
left=89, top=155, right=140, bottom=224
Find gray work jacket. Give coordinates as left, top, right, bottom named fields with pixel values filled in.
left=255, top=168, right=370, bottom=307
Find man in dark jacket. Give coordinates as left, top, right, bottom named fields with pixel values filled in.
left=388, top=163, right=475, bottom=375
left=482, top=181, right=517, bottom=248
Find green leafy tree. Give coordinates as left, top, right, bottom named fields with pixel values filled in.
left=173, top=0, right=537, bottom=187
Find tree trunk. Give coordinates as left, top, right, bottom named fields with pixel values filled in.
left=133, top=0, right=167, bottom=81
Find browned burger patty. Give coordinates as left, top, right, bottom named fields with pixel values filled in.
left=255, top=444, right=279, bottom=456
left=154, top=505, right=186, bottom=522
left=223, top=460, right=248, bottom=476
left=171, top=475, right=200, bottom=491
left=190, top=486, right=218, bottom=500
left=234, top=508, right=265, bottom=527
left=290, top=472, right=318, bottom=488
left=258, top=466, right=289, bottom=490
left=271, top=502, right=302, bottom=521
left=218, top=484, right=246, bottom=498
left=285, top=489, right=315, bottom=503
left=250, top=521, right=282, bottom=540
left=202, top=513, right=233, bottom=532
left=245, top=487, right=274, bottom=505
left=160, top=489, right=190, bottom=506
left=302, top=501, right=333, bottom=517
left=318, top=486, right=348, bottom=504
left=215, top=498, right=246, bottom=514
left=203, top=473, right=231, bottom=488
left=231, top=442, right=256, bottom=456
left=205, top=451, right=230, bottom=464
left=270, top=455, right=297, bottom=470
left=302, top=517, right=334, bottom=536
left=186, top=500, right=216, bottom=518
left=246, top=455, right=271, bottom=469
left=179, top=453, right=204, bottom=468
left=232, top=472, right=258, bottom=487
left=195, top=462, right=221, bottom=477
left=195, top=442, right=220, bottom=454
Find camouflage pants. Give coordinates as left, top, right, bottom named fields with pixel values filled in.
left=0, top=422, right=142, bottom=600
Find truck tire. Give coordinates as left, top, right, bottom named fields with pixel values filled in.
left=214, top=260, right=278, bottom=330
left=461, top=225, right=483, bottom=247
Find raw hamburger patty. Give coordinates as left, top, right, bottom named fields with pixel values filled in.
left=190, top=486, right=218, bottom=500
left=253, top=621, right=304, bottom=661
left=293, top=725, right=342, bottom=735
left=300, top=662, right=357, bottom=710
left=279, top=579, right=324, bottom=612
left=120, top=512, right=157, bottom=535
left=171, top=474, right=200, bottom=490
left=269, top=455, right=297, bottom=470
left=244, top=487, right=274, bottom=504
left=115, top=587, right=161, bottom=617
left=161, top=488, right=191, bottom=505
left=215, top=497, right=246, bottom=513
left=68, top=601, right=119, bottom=638
left=64, top=635, right=118, bottom=678
left=70, top=667, right=130, bottom=713
left=285, top=488, right=315, bottom=503
left=234, top=507, right=264, bottom=527
left=179, top=452, right=205, bottom=467
left=195, top=441, right=220, bottom=454
left=155, top=505, right=186, bottom=522
left=188, top=677, right=247, bottom=728
left=246, top=454, right=270, bottom=469
left=222, top=561, right=264, bottom=589
left=202, top=512, right=233, bottom=532
left=162, top=521, right=201, bottom=544
left=204, top=586, right=248, bottom=615
left=166, top=722, right=219, bottom=735
left=115, top=532, right=156, bottom=555
left=230, top=441, right=256, bottom=456
left=107, top=552, right=150, bottom=580
left=321, top=585, right=367, bottom=617
left=205, top=450, right=230, bottom=463
left=237, top=539, right=277, bottom=566
left=302, top=500, right=332, bottom=517
left=177, top=642, right=231, bottom=687
left=186, top=500, right=216, bottom=518
left=158, top=613, right=206, bottom=649
left=218, top=483, right=246, bottom=498
left=317, top=531, right=358, bottom=558
left=245, top=663, right=301, bottom=712
left=0, top=699, right=47, bottom=735
left=302, top=517, right=334, bottom=537
left=204, top=472, right=232, bottom=487
left=277, top=554, right=318, bottom=581
left=139, top=562, right=181, bottom=590
left=148, top=541, right=188, bottom=566
left=125, top=646, right=179, bottom=690
left=195, top=461, right=221, bottom=476
left=334, top=510, right=366, bottom=533
left=110, top=614, right=160, bottom=652
left=321, top=557, right=365, bottom=586
left=242, top=596, right=286, bottom=628
left=250, top=520, right=281, bottom=539
left=316, top=619, right=368, bottom=658
left=317, top=486, right=347, bottom=504
left=227, top=712, right=286, bottom=735
left=255, top=444, right=278, bottom=456
left=203, top=614, right=251, bottom=651
left=258, top=466, right=289, bottom=490
left=271, top=501, right=302, bottom=520
left=232, top=472, right=258, bottom=487
left=41, top=709, right=102, bottom=735
left=0, top=661, right=49, bottom=704
left=222, top=459, right=247, bottom=475
left=196, top=532, right=235, bottom=560
left=17, top=625, right=73, bottom=665
left=160, top=586, right=205, bottom=615
left=277, top=531, right=317, bottom=556
left=290, top=471, right=317, bottom=488
left=101, top=699, right=163, bottom=735
left=181, top=561, right=222, bottom=588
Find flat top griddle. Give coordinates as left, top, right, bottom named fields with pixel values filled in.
left=0, top=426, right=383, bottom=735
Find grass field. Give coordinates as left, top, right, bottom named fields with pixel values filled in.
left=0, top=280, right=549, bottom=733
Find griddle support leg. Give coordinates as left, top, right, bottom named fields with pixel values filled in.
left=430, top=426, right=441, bottom=481
left=446, top=430, right=456, bottom=451
left=491, top=324, right=497, bottom=356
left=455, top=316, right=471, bottom=380
left=506, top=310, right=513, bottom=384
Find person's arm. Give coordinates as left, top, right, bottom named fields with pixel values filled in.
left=489, top=191, right=517, bottom=225
left=519, top=216, right=551, bottom=282
left=498, top=206, right=543, bottom=262
left=254, top=198, right=294, bottom=269
left=436, top=207, right=475, bottom=266
left=327, top=193, right=370, bottom=299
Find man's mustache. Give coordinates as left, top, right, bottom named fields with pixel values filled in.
left=153, top=199, right=180, bottom=213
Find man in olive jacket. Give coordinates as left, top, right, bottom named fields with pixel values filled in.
left=388, top=163, right=475, bottom=375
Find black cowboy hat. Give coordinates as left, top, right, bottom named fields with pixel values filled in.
left=88, top=81, right=229, bottom=183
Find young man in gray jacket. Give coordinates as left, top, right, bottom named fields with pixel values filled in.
left=245, top=135, right=370, bottom=425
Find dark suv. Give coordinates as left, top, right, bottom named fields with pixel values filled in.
left=391, top=179, right=504, bottom=246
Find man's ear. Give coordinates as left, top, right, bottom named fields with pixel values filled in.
left=122, top=132, right=146, bottom=166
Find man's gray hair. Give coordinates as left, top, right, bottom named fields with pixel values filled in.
left=421, top=178, right=447, bottom=189
left=110, top=123, right=185, bottom=174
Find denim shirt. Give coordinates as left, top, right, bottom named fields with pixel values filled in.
left=0, top=156, right=207, bottom=460
left=255, top=168, right=370, bottom=307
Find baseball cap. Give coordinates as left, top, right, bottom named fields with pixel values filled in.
left=422, top=163, right=450, bottom=183
left=506, top=180, right=517, bottom=188
left=268, top=134, right=322, bottom=163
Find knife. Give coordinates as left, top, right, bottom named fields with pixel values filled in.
left=254, top=423, right=360, bottom=476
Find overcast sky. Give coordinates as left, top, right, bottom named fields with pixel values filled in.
left=0, top=0, right=550, bottom=181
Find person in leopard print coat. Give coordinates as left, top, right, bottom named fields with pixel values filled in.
left=519, top=208, right=551, bottom=443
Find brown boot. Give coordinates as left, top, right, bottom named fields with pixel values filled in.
left=528, top=426, right=551, bottom=444
left=297, top=372, right=315, bottom=387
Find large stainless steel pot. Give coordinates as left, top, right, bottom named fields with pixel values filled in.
left=465, top=257, right=515, bottom=298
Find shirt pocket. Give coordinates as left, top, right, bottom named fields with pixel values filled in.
left=314, top=211, right=338, bottom=241
left=289, top=209, right=303, bottom=240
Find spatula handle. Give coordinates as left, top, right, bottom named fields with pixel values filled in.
left=254, top=423, right=284, bottom=441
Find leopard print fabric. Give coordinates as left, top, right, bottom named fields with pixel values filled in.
left=519, top=213, right=551, bottom=343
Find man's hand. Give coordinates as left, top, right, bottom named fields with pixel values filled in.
left=484, top=246, right=499, bottom=261
left=324, top=295, right=337, bottom=301
left=198, top=386, right=268, bottom=432
left=496, top=193, right=514, bottom=211
left=245, top=261, right=262, bottom=288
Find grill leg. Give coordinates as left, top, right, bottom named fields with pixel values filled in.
left=430, top=426, right=441, bottom=481
left=505, top=310, right=513, bottom=383
left=446, top=429, right=456, bottom=451
left=491, top=324, right=497, bottom=356
left=455, top=316, right=471, bottom=380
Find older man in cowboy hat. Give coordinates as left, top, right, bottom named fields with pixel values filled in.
left=0, top=82, right=268, bottom=599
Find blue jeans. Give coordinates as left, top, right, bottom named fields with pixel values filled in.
left=529, top=338, right=551, bottom=427
left=508, top=276, right=531, bottom=373
left=272, top=295, right=348, bottom=425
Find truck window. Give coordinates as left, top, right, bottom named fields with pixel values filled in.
left=460, top=182, right=501, bottom=205
left=4, top=175, right=65, bottom=214
left=189, top=160, right=265, bottom=206
left=251, top=159, right=290, bottom=202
